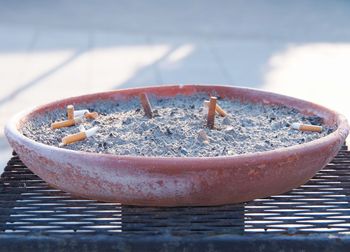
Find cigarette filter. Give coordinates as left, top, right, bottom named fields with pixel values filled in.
left=85, top=112, right=99, bottom=120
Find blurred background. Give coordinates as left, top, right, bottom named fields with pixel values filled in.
left=1, top=0, right=350, bottom=169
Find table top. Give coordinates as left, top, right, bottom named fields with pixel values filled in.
left=0, top=146, right=349, bottom=251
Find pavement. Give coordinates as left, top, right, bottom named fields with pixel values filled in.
left=1, top=1, right=350, bottom=171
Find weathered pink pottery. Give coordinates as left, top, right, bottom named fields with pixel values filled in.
left=5, top=85, right=349, bottom=206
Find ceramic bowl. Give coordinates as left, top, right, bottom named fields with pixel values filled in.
left=5, top=85, right=349, bottom=206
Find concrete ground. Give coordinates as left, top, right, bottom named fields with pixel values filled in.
left=1, top=1, right=350, bottom=171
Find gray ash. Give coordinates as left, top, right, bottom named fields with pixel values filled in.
left=21, top=94, right=333, bottom=157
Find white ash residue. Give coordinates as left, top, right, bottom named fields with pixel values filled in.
left=21, top=94, right=333, bottom=157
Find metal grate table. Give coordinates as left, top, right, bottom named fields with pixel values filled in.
left=0, top=147, right=350, bottom=251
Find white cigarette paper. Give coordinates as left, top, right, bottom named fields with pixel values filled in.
left=85, top=126, right=99, bottom=137
left=79, top=125, right=86, bottom=132
left=74, top=110, right=89, bottom=117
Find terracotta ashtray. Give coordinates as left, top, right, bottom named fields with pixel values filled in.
left=5, top=85, right=349, bottom=206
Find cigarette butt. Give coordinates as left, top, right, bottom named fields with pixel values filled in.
left=60, top=126, right=98, bottom=146
left=67, top=105, right=74, bottom=120
left=51, top=119, right=75, bottom=129
left=207, top=97, right=217, bottom=129
left=85, top=111, right=99, bottom=120
left=291, top=123, right=323, bottom=132
left=51, top=117, right=83, bottom=129
left=198, top=129, right=209, bottom=144
left=215, top=104, right=227, bottom=117
left=139, top=93, right=153, bottom=118
left=74, top=110, right=99, bottom=120
left=204, top=100, right=227, bottom=117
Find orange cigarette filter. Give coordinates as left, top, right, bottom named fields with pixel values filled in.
left=139, top=93, right=153, bottom=118
left=61, top=132, right=87, bottom=146
left=291, top=123, right=322, bottom=132
left=67, top=105, right=74, bottom=120
left=207, top=97, right=217, bottom=129
left=204, top=100, right=227, bottom=117
left=85, top=112, right=99, bottom=120
left=51, top=117, right=83, bottom=129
